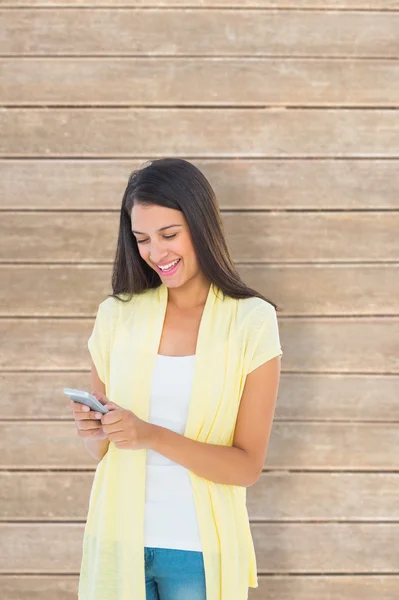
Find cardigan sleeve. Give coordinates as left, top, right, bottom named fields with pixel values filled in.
left=247, top=302, right=283, bottom=374
left=88, top=297, right=118, bottom=386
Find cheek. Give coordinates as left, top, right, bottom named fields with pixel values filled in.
left=138, top=246, right=149, bottom=262
left=176, top=237, right=195, bottom=259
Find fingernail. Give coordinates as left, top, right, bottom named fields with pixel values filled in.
left=82, top=405, right=90, bottom=412
left=95, top=413, right=101, bottom=419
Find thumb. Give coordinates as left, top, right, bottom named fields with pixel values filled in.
left=104, top=401, right=120, bottom=411
left=91, top=391, right=108, bottom=406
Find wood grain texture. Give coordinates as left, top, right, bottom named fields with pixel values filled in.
left=275, top=374, right=399, bottom=421
left=0, top=1, right=396, bottom=593
left=252, top=523, right=399, bottom=572
left=1, top=472, right=398, bottom=521
left=0, top=522, right=398, bottom=573
left=249, top=576, right=399, bottom=600
left=2, top=159, right=398, bottom=210
left=1, top=212, right=398, bottom=262
left=1, top=317, right=398, bottom=373
left=249, top=472, right=399, bottom=520
left=0, top=472, right=94, bottom=520
left=1, top=422, right=398, bottom=469
left=0, top=577, right=76, bottom=600
left=0, top=422, right=99, bottom=469
left=2, top=109, right=399, bottom=157
left=2, top=58, right=398, bottom=106
left=2, top=372, right=398, bottom=421
left=1, top=264, right=398, bottom=317
left=1, top=1, right=399, bottom=8
left=1, top=9, right=399, bottom=57
left=2, top=1, right=399, bottom=7
left=0, top=575, right=397, bottom=600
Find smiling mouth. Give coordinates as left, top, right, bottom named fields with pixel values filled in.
left=156, top=258, right=181, bottom=275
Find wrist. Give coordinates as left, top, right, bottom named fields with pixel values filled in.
left=83, top=436, right=110, bottom=461
left=146, top=422, right=162, bottom=450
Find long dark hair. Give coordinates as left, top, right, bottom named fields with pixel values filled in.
left=110, top=158, right=278, bottom=310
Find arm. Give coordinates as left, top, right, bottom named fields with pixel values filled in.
left=149, top=355, right=281, bottom=487
left=83, top=358, right=110, bottom=462
left=150, top=426, right=252, bottom=487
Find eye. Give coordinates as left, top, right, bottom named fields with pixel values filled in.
left=136, top=234, right=177, bottom=244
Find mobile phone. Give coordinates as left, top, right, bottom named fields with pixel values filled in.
left=63, top=388, right=109, bottom=414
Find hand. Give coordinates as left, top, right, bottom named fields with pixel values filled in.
left=97, top=394, right=155, bottom=451
left=69, top=393, right=108, bottom=441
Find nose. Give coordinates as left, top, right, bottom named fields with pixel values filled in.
left=148, top=239, right=168, bottom=264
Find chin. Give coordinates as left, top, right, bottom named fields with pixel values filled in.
left=162, top=278, right=185, bottom=288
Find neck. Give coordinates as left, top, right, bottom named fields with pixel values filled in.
left=166, top=276, right=211, bottom=310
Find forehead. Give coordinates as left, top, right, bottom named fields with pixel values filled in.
left=131, top=204, right=184, bottom=233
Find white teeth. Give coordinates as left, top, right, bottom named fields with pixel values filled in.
left=158, top=259, right=180, bottom=271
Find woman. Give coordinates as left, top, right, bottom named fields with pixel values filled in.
left=70, top=158, right=283, bottom=600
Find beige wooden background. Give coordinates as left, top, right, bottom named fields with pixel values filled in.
left=1, top=2, right=399, bottom=599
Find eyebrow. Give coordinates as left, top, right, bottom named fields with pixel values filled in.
left=132, top=224, right=183, bottom=235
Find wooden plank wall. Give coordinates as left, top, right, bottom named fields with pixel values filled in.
left=1, top=2, right=398, bottom=599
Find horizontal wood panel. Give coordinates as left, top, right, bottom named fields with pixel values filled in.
left=0, top=577, right=80, bottom=600
left=276, top=374, right=399, bottom=421
left=1, top=472, right=398, bottom=520
left=251, top=523, right=399, bottom=572
left=2, top=372, right=93, bottom=420
left=0, top=422, right=398, bottom=469
left=254, top=422, right=399, bottom=470
left=0, top=523, right=82, bottom=573
left=1, top=212, right=398, bottom=263
left=1, top=264, right=398, bottom=317
left=3, top=2, right=399, bottom=8
left=0, top=422, right=98, bottom=469
left=2, top=109, right=399, bottom=157
left=0, top=575, right=397, bottom=600
left=0, top=522, right=398, bottom=573
left=2, top=1, right=399, bottom=8
left=2, top=159, right=398, bottom=210
left=1, top=10, right=399, bottom=57
left=249, top=472, right=399, bottom=520
left=3, top=372, right=398, bottom=422
left=1, top=317, right=398, bottom=373
left=0, top=472, right=93, bottom=520
left=2, top=58, right=398, bottom=106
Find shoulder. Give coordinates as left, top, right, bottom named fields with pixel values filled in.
left=95, top=295, right=126, bottom=332
left=238, top=296, right=278, bottom=331
left=96, top=292, right=146, bottom=329
left=97, top=295, right=120, bottom=316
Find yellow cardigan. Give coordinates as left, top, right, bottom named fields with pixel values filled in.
left=78, top=282, right=283, bottom=600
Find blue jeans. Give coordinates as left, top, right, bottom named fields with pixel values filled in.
left=144, top=547, right=207, bottom=600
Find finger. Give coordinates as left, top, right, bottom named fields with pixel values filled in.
left=69, top=399, right=82, bottom=410
left=91, top=391, right=108, bottom=406
left=103, top=402, right=120, bottom=412
left=69, top=399, right=90, bottom=413
left=77, top=419, right=104, bottom=432
left=74, top=409, right=103, bottom=420
left=114, top=441, right=131, bottom=449
left=78, top=426, right=105, bottom=438
left=102, top=423, right=125, bottom=435
left=101, top=409, right=123, bottom=424
left=107, top=431, right=128, bottom=443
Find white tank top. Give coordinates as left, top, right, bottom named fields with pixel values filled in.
left=144, top=353, right=203, bottom=551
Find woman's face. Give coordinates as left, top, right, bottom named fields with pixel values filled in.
left=131, top=203, right=201, bottom=288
